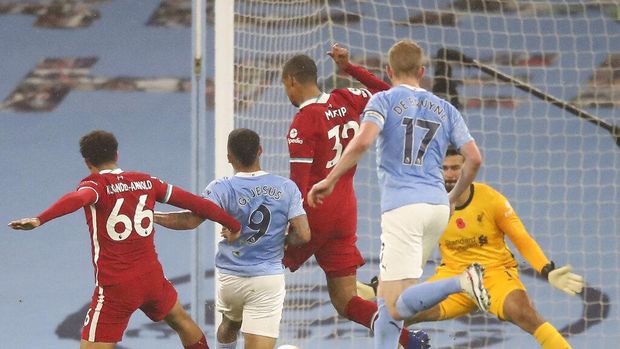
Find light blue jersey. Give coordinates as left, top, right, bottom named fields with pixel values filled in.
left=363, top=84, right=474, bottom=212
left=203, top=171, right=306, bottom=276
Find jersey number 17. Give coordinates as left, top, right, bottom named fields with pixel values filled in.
left=401, top=118, right=441, bottom=166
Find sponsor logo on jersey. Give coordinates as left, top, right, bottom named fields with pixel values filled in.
left=288, top=128, right=303, bottom=144
left=444, top=237, right=478, bottom=252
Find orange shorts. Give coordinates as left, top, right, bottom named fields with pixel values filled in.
left=428, top=266, right=526, bottom=320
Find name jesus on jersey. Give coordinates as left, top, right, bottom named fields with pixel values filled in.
left=238, top=185, right=283, bottom=206
left=106, top=180, right=154, bottom=194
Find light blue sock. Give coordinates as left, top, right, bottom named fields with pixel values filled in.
left=396, top=276, right=462, bottom=318
left=373, top=297, right=404, bottom=349
left=216, top=340, right=237, bottom=349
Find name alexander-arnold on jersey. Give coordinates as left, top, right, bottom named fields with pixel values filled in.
left=106, top=180, right=153, bottom=194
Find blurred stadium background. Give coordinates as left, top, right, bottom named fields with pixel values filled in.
left=1, top=0, right=619, bottom=348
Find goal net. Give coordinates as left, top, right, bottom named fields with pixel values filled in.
left=226, top=0, right=620, bottom=347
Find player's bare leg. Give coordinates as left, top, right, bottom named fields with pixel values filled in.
left=164, top=300, right=210, bottom=348
left=379, top=279, right=418, bottom=320
left=502, top=290, right=545, bottom=333
left=326, top=274, right=358, bottom=317
left=243, top=333, right=277, bottom=349
left=79, top=340, right=115, bottom=349
left=502, top=290, right=571, bottom=349
left=216, top=315, right=242, bottom=348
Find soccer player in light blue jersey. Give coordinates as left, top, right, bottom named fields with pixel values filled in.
left=308, top=40, right=488, bottom=349
left=155, top=128, right=310, bottom=349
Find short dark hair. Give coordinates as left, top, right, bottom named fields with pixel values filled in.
left=282, top=54, right=318, bottom=85
left=228, top=128, right=260, bottom=167
left=79, top=130, right=118, bottom=166
left=446, top=146, right=461, bottom=157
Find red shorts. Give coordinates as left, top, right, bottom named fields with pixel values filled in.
left=283, top=208, right=364, bottom=277
left=81, top=268, right=177, bottom=343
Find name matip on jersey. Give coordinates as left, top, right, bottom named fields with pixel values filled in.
left=77, top=168, right=173, bottom=286
left=287, top=88, right=372, bottom=210
left=362, top=84, right=474, bottom=212
left=203, top=171, right=306, bottom=277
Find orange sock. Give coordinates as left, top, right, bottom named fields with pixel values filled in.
left=533, top=322, right=571, bottom=349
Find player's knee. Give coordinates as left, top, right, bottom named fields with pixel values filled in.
left=387, top=304, right=404, bottom=321
left=221, top=316, right=242, bottom=333
left=164, top=306, right=192, bottom=331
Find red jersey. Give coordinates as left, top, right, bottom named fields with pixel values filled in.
left=77, top=169, right=173, bottom=286
left=288, top=87, right=372, bottom=212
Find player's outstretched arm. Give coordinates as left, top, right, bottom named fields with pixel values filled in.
left=166, top=186, right=241, bottom=233
left=328, top=43, right=391, bottom=93
left=8, top=189, right=97, bottom=230
left=499, top=202, right=585, bottom=296
left=448, top=141, right=482, bottom=204
left=286, top=214, right=310, bottom=246
left=154, top=210, right=205, bottom=230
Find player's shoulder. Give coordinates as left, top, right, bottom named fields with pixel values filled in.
left=79, top=173, right=102, bottom=187
left=331, top=86, right=371, bottom=98
left=292, top=105, right=320, bottom=126
left=473, top=182, right=504, bottom=200
left=209, top=176, right=233, bottom=188
left=262, top=172, right=293, bottom=186
left=263, top=174, right=299, bottom=193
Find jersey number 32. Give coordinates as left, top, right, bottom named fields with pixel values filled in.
left=326, top=120, right=360, bottom=168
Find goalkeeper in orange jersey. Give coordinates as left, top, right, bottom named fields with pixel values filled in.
left=357, top=147, right=585, bottom=349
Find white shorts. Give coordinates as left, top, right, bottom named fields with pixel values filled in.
left=216, top=272, right=286, bottom=338
left=380, top=203, right=450, bottom=281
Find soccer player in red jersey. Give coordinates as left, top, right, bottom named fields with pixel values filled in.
left=8, top=130, right=241, bottom=349
left=280, top=45, right=428, bottom=348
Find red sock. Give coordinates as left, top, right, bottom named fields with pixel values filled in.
left=399, top=328, right=410, bottom=348
left=184, top=334, right=209, bottom=349
left=344, top=296, right=378, bottom=329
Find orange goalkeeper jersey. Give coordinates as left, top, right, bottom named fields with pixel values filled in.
left=438, top=182, right=550, bottom=272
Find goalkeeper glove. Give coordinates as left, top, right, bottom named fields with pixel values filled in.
left=541, top=262, right=585, bottom=296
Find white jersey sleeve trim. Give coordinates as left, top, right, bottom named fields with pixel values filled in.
left=78, top=186, right=99, bottom=205
left=163, top=184, right=173, bottom=203
left=289, top=158, right=314, bottom=164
